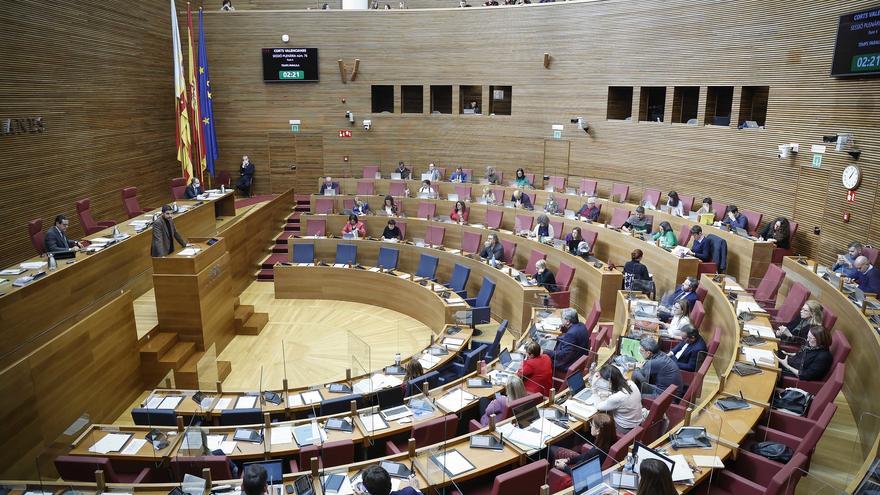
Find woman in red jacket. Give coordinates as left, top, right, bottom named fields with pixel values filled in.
left=518, top=341, right=553, bottom=397
left=450, top=200, right=469, bottom=224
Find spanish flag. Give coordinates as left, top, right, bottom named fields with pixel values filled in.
left=170, top=0, right=194, bottom=183
left=186, top=3, right=204, bottom=183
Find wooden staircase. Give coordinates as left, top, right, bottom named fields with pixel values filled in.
left=257, top=196, right=310, bottom=281
left=139, top=332, right=231, bottom=389
left=234, top=298, right=269, bottom=336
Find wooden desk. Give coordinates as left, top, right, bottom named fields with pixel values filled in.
left=69, top=425, right=178, bottom=461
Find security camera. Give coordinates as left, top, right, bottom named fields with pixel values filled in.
left=836, top=133, right=852, bottom=152
left=778, top=144, right=792, bottom=159
left=570, top=117, right=590, bottom=133
left=822, top=135, right=838, bottom=143
left=362, top=120, right=372, bottom=131
left=345, top=111, right=354, bottom=124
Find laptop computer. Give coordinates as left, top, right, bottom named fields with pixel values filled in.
left=447, top=193, right=459, bottom=202
left=498, top=349, right=523, bottom=372
left=323, top=189, right=336, bottom=196
left=565, top=370, right=593, bottom=403
left=571, top=456, right=614, bottom=495
left=390, top=173, right=402, bottom=180
left=734, top=227, right=750, bottom=238
left=619, top=336, right=645, bottom=362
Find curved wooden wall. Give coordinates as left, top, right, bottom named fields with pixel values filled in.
left=197, top=0, right=879, bottom=267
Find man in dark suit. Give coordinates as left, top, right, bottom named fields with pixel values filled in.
left=478, top=233, right=504, bottom=262
left=633, top=336, right=683, bottom=398
left=660, top=277, right=699, bottom=316
left=356, top=465, right=420, bottom=495
left=319, top=176, right=340, bottom=195
left=184, top=178, right=204, bottom=199
left=854, top=256, right=880, bottom=294
left=669, top=326, right=708, bottom=372
left=151, top=205, right=189, bottom=257
left=689, top=225, right=711, bottom=262
left=236, top=155, right=255, bottom=197
left=44, top=215, right=81, bottom=253
left=544, top=308, right=590, bottom=373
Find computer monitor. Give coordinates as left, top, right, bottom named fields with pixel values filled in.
left=566, top=370, right=586, bottom=394
left=571, top=456, right=603, bottom=494
left=243, top=460, right=284, bottom=485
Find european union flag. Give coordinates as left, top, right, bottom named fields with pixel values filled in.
left=197, top=9, right=218, bottom=177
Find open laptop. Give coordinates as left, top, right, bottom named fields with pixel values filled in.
left=565, top=370, right=593, bottom=403
left=734, top=227, right=750, bottom=238
left=498, top=349, right=524, bottom=373
left=571, top=456, right=614, bottom=495
left=447, top=193, right=459, bottom=202
left=323, top=189, right=336, bottom=196
left=619, top=336, right=645, bottom=363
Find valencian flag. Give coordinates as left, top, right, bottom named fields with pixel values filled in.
left=186, top=3, right=204, bottom=183
left=197, top=8, right=218, bottom=178
left=170, top=0, right=194, bottom=182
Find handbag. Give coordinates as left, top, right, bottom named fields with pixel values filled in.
left=771, top=387, right=813, bottom=416
left=750, top=441, right=794, bottom=463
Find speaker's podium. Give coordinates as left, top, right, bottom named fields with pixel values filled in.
left=151, top=237, right=236, bottom=387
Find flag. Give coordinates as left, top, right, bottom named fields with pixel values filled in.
left=198, top=8, right=218, bottom=178
left=186, top=3, right=204, bottom=183
left=170, top=0, right=193, bottom=183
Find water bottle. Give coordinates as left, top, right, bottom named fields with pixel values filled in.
left=220, top=184, right=226, bottom=194
left=624, top=453, right=634, bottom=472
left=48, top=252, right=57, bottom=270
left=394, top=353, right=401, bottom=366
left=172, top=202, right=179, bottom=213
left=112, top=225, right=121, bottom=238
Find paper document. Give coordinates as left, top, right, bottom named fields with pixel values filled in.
left=742, top=346, right=776, bottom=366
left=178, top=247, right=201, bottom=256
left=432, top=450, right=475, bottom=476
left=144, top=396, right=163, bottom=409
left=736, top=300, right=764, bottom=314
left=668, top=454, right=695, bottom=482
left=442, top=337, right=464, bottom=349
left=692, top=455, right=724, bottom=468
left=562, top=400, right=598, bottom=421
left=436, top=388, right=477, bottom=412
left=288, top=394, right=304, bottom=407
left=158, top=396, right=183, bottom=410
left=213, top=398, right=232, bottom=411
left=333, top=263, right=346, bottom=268
left=235, top=396, right=257, bottom=409
left=369, top=266, right=382, bottom=272
left=88, top=433, right=131, bottom=454
left=21, top=262, right=47, bottom=270
left=497, top=423, right=544, bottom=450
left=120, top=438, right=147, bottom=455
left=207, top=434, right=227, bottom=452
left=743, top=323, right=775, bottom=339
left=358, top=413, right=388, bottom=433
left=0, top=268, right=26, bottom=275
left=301, top=390, right=323, bottom=404
left=90, top=237, right=113, bottom=244
left=270, top=425, right=293, bottom=445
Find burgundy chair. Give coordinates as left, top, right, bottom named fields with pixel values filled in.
left=170, top=177, right=187, bottom=200
left=610, top=183, right=629, bottom=202
left=582, top=229, right=598, bottom=253
left=549, top=219, right=564, bottom=240
left=514, top=214, right=533, bottom=233
left=747, top=403, right=836, bottom=467
left=864, top=246, right=880, bottom=265
left=417, top=201, right=436, bottom=219
left=552, top=354, right=588, bottom=390
left=425, top=225, right=445, bottom=246
left=760, top=403, right=838, bottom=449
left=679, top=194, right=695, bottom=213
left=55, top=455, right=152, bottom=483
left=642, top=188, right=661, bottom=208
left=678, top=224, right=693, bottom=247
left=706, top=326, right=722, bottom=355
left=638, top=384, right=678, bottom=443
left=769, top=282, right=810, bottom=326
left=462, top=168, right=473, bottom=180
left=500, top=239, right=517, bottom=265
left=742, top=209, right=763, bottom=236
left=467, top=392, right=545, bottom=431
left=667, top=356, right=714, bottom=425
left=453, top=459, right=548, bottom=495
left=548, top=176, right=565, bottom=191
left=692, top=452, right=808, bottom=495
left=584, top=300, right=601, bottom=332
left=821, top=304, right=838, bottom=330
left=712, top=201, right=728, bottom=222
left=695, top=284, right=708, bottom=302
left=747, top=263, right=786, bottom=308
left=689, top=300, right=706, bottom=329
left=170, top=455, right=233, bottom=481
left=549, top=263, right=575, bottom=307
left=584, top=326, right=608, bottom=372
left=362, top=165, right=379, bottom=178
left=388, top=181, right=407, bottom=197
left=579, top=179, right=598, bottom=196
left=314, top=198, right=335, bottom=215
left=461, top=231, right=482, bottom=254
left=289, top=439, right=355, bottom=472
left=28, top=218, right=46, bottom=256
left=342, top=198, right=355, bottom=211
left=491, top=187, right=506, bottom=203
left=524, top=173, right=535, bottom=186
left=780, top=335, right=849, bottom=395
left=216, top=170, right=232, bottom=188
left=603, top=425, right=644, bottom=469
left=454, top=185, right=472, bottom=200
left=121, top=187, right=147, bottom=219
left=356, top=180, right=375, bottom=195
left=486, top=209, right=503, bottom=229
left=770, top=220, right=799, bottom=264
left=305, top=218, right=326, bottom=237
left=523, top=250, right=547, bottom=276
left=386, top=414, right=458, bottom=454
left=555, top=197, right=569, bottom=212
left=396, top=220, right=407, bottom=240
left=76, top=198, right=116, bottom=235
left=609, top=207, right=629, bottom=228
left=524, top=191, right=536, bottom=206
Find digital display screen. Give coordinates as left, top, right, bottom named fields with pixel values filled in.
left=831, top=7, right=880, bottom=77
left=262, top=48, right=319, bottom=82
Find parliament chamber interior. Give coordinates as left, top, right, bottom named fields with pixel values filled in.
left=2, top=0, right=880, bottom=494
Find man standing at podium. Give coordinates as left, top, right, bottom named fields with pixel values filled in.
left=151, top=205, right=189, bottom=257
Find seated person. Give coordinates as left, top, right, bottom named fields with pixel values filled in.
left=666, top=191, right=684, bottom=216
left=480, top=186, right=496, bottom=204
left=44, top=214, right=82, bottom=253
left=184, top=177, right=204, bottom=199
left=513, top=168, right=531, bottom=188
left=450, top=200, right=469, bottom=223
left=479, top=233, right=504, bottom=262
left=832, top=241, right=863, bottom=278
left=512, top=189, right=533, bottom=210
left=484, top=166, right=500, bottom=185
left=776, top=301, right=822, bottom=344
left=575, top=241, right=591, bottom=260
left=659, top=300, right=691, bottom=339
left=531, top=214, right=554, bottom=238
left=592, top=365, right=643, bottom=434
left=668, top=326, right=707, bottom=372
left=544, top=194, right=561, bottom=215
left=417, top=179, right=436, bottom=199
left=480, top=375, right=526, bottom=426
left=465, top=100, right=480, bottom=113
left=550, top=413, right=615, bottom=479
left=242, top=464, right=268, bottom=495
left=659, top=277, right=699, bottom=317
left=382, top=219, right=402, bottom=241
left=319, top=176, right=339, bottom=195
left=759, top=217, right=792, bottom=249
left=426, top=162, right=441, bottom=181
left=651, top=221, right=678, bottom=248
left=351, top=198, right=372, bottom=216
left=449, top=166, right=467, bottom=183
left=778, top=326, right=833, bottom=381
left=518, top=341, right=553, bottom=396
left=544, top=308, right=589, bottom=373
left=688, top=225, right=712, bottom=261
left=852, top=255, right=880, bottom=294
left=394, top=161, right=411, bottom=179
left=354, top=465, right=420, bottom=495
left=623, top=249, right=651, bottom=292
left=637, top=459, right=677, bottom=495
left=696, top=197, right=713, bottom=215
left=532, top=259, right=557, bottom=291
left=380, top=195, right=398, bottom=217
left=401, top=359, right=424, bottom=389
left=720, top=204, right=748, bottom=231
left=342, top=213, right=366, bottom=238
left=577, top=196, right=601, bottom=221
left=236, top=155, right=255, bottom=196
left=564, top=227, right=585, bottom=255
left=632, top=336, right=684, bottom=398
left=622, top=206, right=650, bottom=233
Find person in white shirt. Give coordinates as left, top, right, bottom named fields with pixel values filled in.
left=531, top=214, right=555, bottom=239
left=666, top=191, right=684, bottom=217
left=659, top=300, right=690, bottom=339
left=592, top=364, right=643, bottom=434
left=417, top=180, right=436, bottom=199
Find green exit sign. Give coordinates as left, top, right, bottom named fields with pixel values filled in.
left=279, top=70, right=305, bottom=80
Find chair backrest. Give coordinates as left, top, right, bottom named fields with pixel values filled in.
left=523, top=250, right=547, bottom=276
left=808, top=363, right=844, bottom=421
left=216, top=170, right=231, bottom=187
left=777, top=282, right=810, bottom=324
left=863, top=246, right=880, bottom=265
left=491, top=187, right=506, bottom=203
left=504, top=392, right=545, bottom=419
left=582, top=229, right=598, bottom=252
left=500, top=239, right=517, bottom=265
left=396, top=220, right=407, bottom=239
left=579, top=179, right=598, bottom=196
left=712, top=201, right=728, bottom=222
left=475, top=277, right=496, bottom=307
left=314, top=198, right=335, bottom=215
left=689, top=300, right=705, bottom=329
left=585, top=300, right=601, bottom=332
left=754, top=263, right=785, bottom=302
left=682, top=356, right=713, bottom=404
left=416, top=254, right=439, bottom=279
left=406, top=371, right=440, bottom=396
left=829, top=330, right=850, bottom=369
left=298, top=439, right=355, bottom=470
left=486, top=320, right=508, bottom=360
left=611, top=183, right=629, bottom=202
left=55, top=456, right=112, bottom=482
left=559, top=355, right=589, bottom=391
left=524, top=173, right=535, bottom=185
left=412, top=414, right=459, bottom=447
left=555, top=263, right=575, bottom=292
left=377, top=246, right=400, bottom=270
left=489, top=459, right=548, bottom=495
left=642, top=188, right=661, bottom=208
left=417, top=202, right=436, bottom=219
left=461, top=231, right=482, bottom=254
left=742, top=209, right=763, bottom=234
left=293, top=243, right=315, bottom=264
left=28, top=218, right=46, bottom=255
left=425, top=225, right=445, bottom=246
left=447, top=263, right=471, bottom=292
left=131, top=408, right=178, bottom=426
left=679, top=194, right=695, bottom=213
left=340, top=198, right=352, bottom=212
left=514, top=214, right=533, bottom=233
left=549, top=219, right=564, bottom=240
left=362, top=166, right=379, bottom=178
left=454, top=185, right=472, bottom=199
left=170, top=177, right=187, bottom=200
left=335, top=244, right=357, bottom=265
left=638, top=384, right=678, bottom=443
left=678, top=224, right=692, bottom=247
left=374, top=385, right=405, bottom=409
left=121, top=187, right=142, bottom=218
left=643, top=214, right=654, bottom=233
left=319, top=394, right=363, bottom=416
left=788, top=219, right=799, bottom=239
left=604, top=425, right=643, bottom=470
left=389, top=181, right=407, bottom=196
left=555, top=197, right=568, bottom=212
left=765, top=452, right=809, bottom=495
left=525, top=191, right=536, bottom=206
left=486, top=209, right=503, bottom=229
left=797, top=403, right=837, bottom=457
left=459, top=344, right=488, bottom=376
left=707, top=326, right=722, bottom=355
left=610, top=207, right=629, bottom=228
left=305, top=218, right=326, bottom=237
left=219, top=408, right=263, bottom=426
left=356, top=180, right=375, bottom=195
left=548, top=176, right=565, bottom=190
left=170, top=456, right=233, bottom=481
left=695, top=284, right=708, bottom=302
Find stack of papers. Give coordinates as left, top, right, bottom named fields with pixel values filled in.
left=442, top=337, right=464, bottom=350
left=562, top=399, right=598, bottom=420
left=436, top=388, right=477, bottom=412
left=21, top=262, right=47, bottom=270
left=144, top=396, right=183, bottom=410
left=692, top=455, right=724, bottom=468
left=418, top=352, right=441, bottom=370
left=235, top=396, right=258, bottom=409
left=120, top=438, right=148, bottom=455
left=358, top=412, right=389, bottom=433
left=430, top=450, right=475, bottom=476
left=178, top=247, right=201, bottom=256
left=736, top=300, right=765, bottom=314
left=743, top=323, right=775, bottom=339
left=352, top=374, right=403, bottom=395
left=213, top=398, right=233, bottom=411
left=742, top=346, right=776, bottom=366
left=0, top=268, right=26, bottom=275
left=88, top=433, right=131, bottom=454
left=207, top=434, right=237, bottom=454
left=270, top=425, right=294, bottom=445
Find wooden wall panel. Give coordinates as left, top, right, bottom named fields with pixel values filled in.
left=0, top=1, right=176, bottom=268
left=198, top=0, right=880, bottom=263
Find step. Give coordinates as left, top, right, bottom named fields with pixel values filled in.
left=234, top=304, right=255, bottom=331
left=283, top=225, right=300, bottom=232
left=257, top=269, right=275, bottom=281
left=175, top=351, right=206, bottom=389
left=261, top=253, right=288, bottom=269
left=139, top=332, right=179, bottom=362
left=287, top=213, right=301, bottom=222
left=217, top=360, right=232, bottom=381
left=239, top=312, right=269, bottom=335
left=272, top=245, right=288, bottom=254
left=158, top=341, right=197, bottom=368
